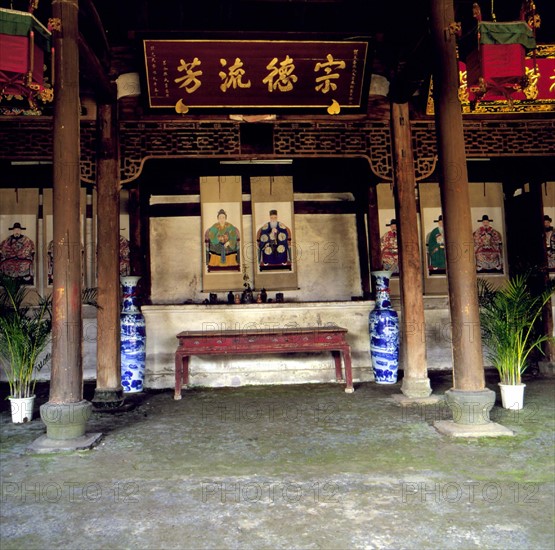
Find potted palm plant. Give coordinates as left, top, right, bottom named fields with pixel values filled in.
left=0, top=276, right=99, bottom=423
left=0, top=275, right=52, bottom=423
left=478, top=273, right=555, bottom=410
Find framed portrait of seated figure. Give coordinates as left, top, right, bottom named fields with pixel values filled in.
left=200, top=176, right=245, bottom=292
left=251, top=176, right=297, bottom=291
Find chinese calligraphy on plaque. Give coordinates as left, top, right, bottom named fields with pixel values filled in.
left=143, top=39, right=371, bottom=111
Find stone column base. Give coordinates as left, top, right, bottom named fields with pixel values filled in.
left=92, top=387, right=125, bottom=411
left=444, top=388, right=496, bottom=425
left=434, top=420, right=514, bottom=437
left=39, top=400, right=94, bottom=440
left=538, top=361, right=555, bottom=377
left=401, top=376, right=432, bottom=399
left=392, top=393, right=443, bottom=406
left=27, top=432, right=103, bottom=453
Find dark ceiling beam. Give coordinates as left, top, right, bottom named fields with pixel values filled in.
left=79, top=0, right=111, bottom=69
left=78, top=33, right=116, bottom=103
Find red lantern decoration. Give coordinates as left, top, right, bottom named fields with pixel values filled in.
left=463, top=2, right=538, bottom=109
left=0, top=5, right=53, bottom=114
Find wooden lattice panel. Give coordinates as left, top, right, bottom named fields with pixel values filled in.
left=0, top=117, right=554, bottom=185
left=0, top=119, right=53, bottom=160
left=273, top=121, right=393, bottom=180
left=119, top=121, right=241, bottom=182
left=80, top=122, right=97, bottom=184
left=462, top=120, right=555, bottom=157
left=410, top=122, right=438, bottom=181
left=412, top=120, right=555, bottom=157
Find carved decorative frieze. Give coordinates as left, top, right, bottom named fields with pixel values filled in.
left=0, top=117, right=554, bottom=185
left=119, top=121, right=241, bottom=183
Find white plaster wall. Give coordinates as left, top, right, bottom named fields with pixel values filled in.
left=150, top=216, right=203, bottom=303
left=139, top=298, right=473, bottom=391
left=150, top=213, right=362, bottom=304
left=293, top=214, right=361, bottom=302
left=142, top=302, right=373, bottom=390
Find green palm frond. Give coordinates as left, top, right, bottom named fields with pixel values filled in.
left=81, top=287, right=100, bottom=308
left=1, top=275, right=101, bottom=398
left=478, top=273, right=555, bottom=385
left=0, top=275, right=52, bottom=398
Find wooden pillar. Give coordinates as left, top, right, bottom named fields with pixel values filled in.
left=429, top=0, right=485, bottom=392
left=537, top=181, right=554, bottom=362
left=355, top=194, right=371, bottom=299
left=367, top=184, right=382, bottom=277
left=49, top=0, right=83, bottom=404
left=85, top=188, right=94, bottom=287
left=92, top=103, right=124, bottom=409
left=542, top=292, right=555, bottom=362
left=128, top=187, right=142, bottom=276
left=390, top=102, right=431, bottom=398
left=428, top=0, right=506, bottom=435
left=129, top=185, right=151, bottom=302
left=37, top=188, right=45, bottom=288
left=35, top=0, right=102, bottom=447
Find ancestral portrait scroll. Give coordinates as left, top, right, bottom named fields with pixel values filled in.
left=251, top=176, right=297, bottom=291
left=0, top=214, right=36, bottom=287
left=200, top=176, right=244, bottom=291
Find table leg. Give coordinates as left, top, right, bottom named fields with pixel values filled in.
left=342, top=346, right=354, bottom=393
left=174, top=352, right=183, bottom=400
left=183, top=355, right=190, bottom=386
left=332, top=350, right=343, bottom=382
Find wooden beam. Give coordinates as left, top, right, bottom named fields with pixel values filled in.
left=79, top=0, right=111, bottom=69
left=78, top=33, right=115, bottom=103
left=355, top=197, right=371, bottom=298
left=367, top=184, right=382, bottom=274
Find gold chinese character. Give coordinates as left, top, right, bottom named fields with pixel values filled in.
left=263, top=55, right=298, bottom=92
left=458, top=68, right=470, bottom=103
left=175, top=57, right=203, bottom=93
left=523, top=66, right=540, bottom=100
left=549, top=70, right=555, bottom=94
left=314, top=54, right=346, bottom=94
left=219, top=58, right=252, bottom=92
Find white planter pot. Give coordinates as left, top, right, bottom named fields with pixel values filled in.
left=9, top=395, right=36, bottom=423
left=498, top=383, right=526, bottom=410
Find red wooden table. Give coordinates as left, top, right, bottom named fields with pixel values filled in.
left=174, top=326, right=354, bottom=399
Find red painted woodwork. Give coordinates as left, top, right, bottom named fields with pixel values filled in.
left=174, top=326, right=354, bottom=399
left=466, top=43, right=525, bottom=87
left=143, top=38, right=372, bottom=112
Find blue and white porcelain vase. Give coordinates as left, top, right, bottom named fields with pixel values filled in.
left=120, top=276, right=146, bottom=393
left=369, top=270, right=400, bottom=384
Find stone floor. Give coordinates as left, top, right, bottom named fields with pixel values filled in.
left=1, top=370, right=554, bottom=550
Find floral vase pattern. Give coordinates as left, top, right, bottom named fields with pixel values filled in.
left=369, top=270, right=400, bottom=384
left=120, top=276, right=146, bottom=393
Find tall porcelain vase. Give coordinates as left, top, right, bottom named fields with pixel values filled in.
left=369, top=270, right=400, bottom=384
left=120, top=276, right=146, bottom=393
